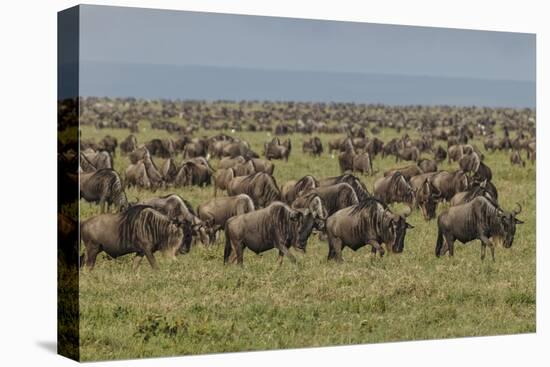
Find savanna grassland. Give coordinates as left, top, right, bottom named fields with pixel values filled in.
left=77, top=112, right=535, bottom=361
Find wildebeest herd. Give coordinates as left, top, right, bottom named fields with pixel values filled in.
left=58, top=98, right=534, bottom=270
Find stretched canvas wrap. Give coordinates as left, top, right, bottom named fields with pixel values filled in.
left=58, top=4, right=536, bottom=362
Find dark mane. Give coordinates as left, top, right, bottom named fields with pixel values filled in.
left=118, top=205, right=173, bottom=250
left=331, top=174, right=370, bottom=201
left=294, top=175, right=318, bottom=194
left=158, top=193, right=196, bottom=216
left=350, top=197, right=387, bottom=215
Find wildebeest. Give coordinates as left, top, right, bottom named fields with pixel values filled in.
left=80, top=169, right=129, bottom=213
left=161, top=158, right=178, bottom=184
left=459, top=151, right=481, bottom=175
left=290, top=192, right=328, bottom=220
left=120, top=134, right=138, bottom=155
left=213, top=168, right=236, bottom=196
left=146, top=138, right=175, bottom=158
left=430, top=170, right=469, bottom=202
left=265, top=137, right=292, bottom=161
left=374, top=172, right=415, bottom=208
left=125, top=161, right=152, bottom=190
left=435, top=197, right=523, bottom=261
left=510, top=150, right=526, bottom=167
left=218, top=156, right=245, bottom=169
left=338, top=141, right=355, bottom=173
left=301, top=183, right=358, bottom=216
left=325, top=198, right=413, bottom=261
left=99, top=135, right=118, bottom=157
left=197, top=194, right=255, bottom=244
left=417, top=158, right=438, bottom=173
left=352, top=152, right=374, bottom=175
left=449, top=180, right=498, bottom=207
left=473, top=161, right=493, bottom=183
left=174, top=161, right=213, bottom=187
left=82, top=149, right=113, bottom=170
left=384, top=165, right=423, bottom=181
left=415, top=178, right=440, bottom=220
left=227, top=172, right=281, bottom=208
left=143, top=194, right=210, bottom=250
left=281, top=175, right=319, bottom=204
left=80, top=205, right=184, bottom=270
left=224, top=202, right=322, bottom=265
left=318, top=174, right=371, bottom=202
left=250, top=158, right=275, bottom=175
left=434, top=145, right=447, bottom=162
left=302, top=136, right=323, bottom=157
left=396, top=146, right=419, bottom=163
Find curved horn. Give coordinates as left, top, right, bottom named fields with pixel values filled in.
left=513, top=202, right=522, bottom=215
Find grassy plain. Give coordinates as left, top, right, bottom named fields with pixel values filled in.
left=78, top=119, right=535, bottom=361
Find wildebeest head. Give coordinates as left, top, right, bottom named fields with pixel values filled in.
left=416, top=179, right=438, bottom=220
left=498, top=203, right=524, bottom=248
left=384, top=207, right=414, bottom=253
left=290, top=208, right=318, bottom=253
left=191, top=217, right=211, bottom=247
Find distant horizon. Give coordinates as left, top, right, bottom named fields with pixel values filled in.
left=74, top=5, right=536, bottom=109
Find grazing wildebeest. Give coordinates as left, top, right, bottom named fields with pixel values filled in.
left=291, top=192, right=328, bottom=220
left=365, top=137, right=384, bottom=157
left=80, top=169, right=129, bottom=213
left=99, top=135, right=118, bottom=157
left=409, top=172, right=438, bottom=192
left=459, top=151, right=481, bottom=175
left=224, top=202, right=323, bottom=265
left=384, top=165, right=423, bottom=181
left=227, top=172, right=281, bottom=208
left=434, top=145, right=447, bottom=163
left=325, top=198, right=413, bottom=261
left=338, top=142, right=355, bottom=173
left=510, top=150, right=526, bottom=167
left=449, top=180, right=498, bottom=206
left=447, top=145, right=464, bottom=163
left=120, top=134, right=138, bottom=155
left=265, top=138, right=292, bottom=161
left=251, top=158, right=275, bottom=175
left=414, top=178, right=440, bottom=220
left=435, top=197, right=523, bottom=261
left=396, top=146, right=419, bottom=163
left=80, top=205, right=184, bottom=270
left=218, top=156, right=246, bottom=169
left=281, top=175, right=319, bottom=204
left=143, top=194, right=210, bottom=250
left=473, top=161, right=493, bottom=183
left=125, top=161, right=152, bottom=190
left=174, top=161, right=213, bottom=187
left=197, top=194, right=255, bottom=244
left=417, top=158, right=438, bottom=173
left=373, top=172, right=415, bottom=208
left=213, top=168, right=236, bottom=197
left=161, top=158, right=178, bottom=184
left=305, top=183, right=358, bottom=216
left=303, top=136, right=324, bottom=157
left=318, top=174, right=371, bottom=201
left=430, top=170, right=469, bottom=202
left=79, top=152, right=97, bottom=172
left=352, top=152, right=374, bottom=175
left=82, top=149, right=113, bottom=170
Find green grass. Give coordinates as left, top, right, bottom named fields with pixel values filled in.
left=77, top=120, right=535, bottom=361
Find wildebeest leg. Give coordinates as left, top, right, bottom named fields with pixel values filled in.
left=277, top=250, right=284, bottom=266
left=235, top=242, right=244, bottom=266
left=367, top=240, right=385, bottom=258
left=278, top=245, right=296, bottom=264
left=444, top=234, right=455, bottom=257
left=328, top=236, right=343, bottom=262
left=84, top=242, right=101, bottom=270
left=132, top=253, right=144, bottom=270
left=479, top=234, right=494, bottom=262
left=99, top=197, right=106, bottom=214
left=144, top=250, right=159, bottom=270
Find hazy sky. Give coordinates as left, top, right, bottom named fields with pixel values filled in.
left=76, top=5, right=536, bottom=106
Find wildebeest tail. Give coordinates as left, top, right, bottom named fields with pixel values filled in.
left=435, top=228, right=443, bottom=257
